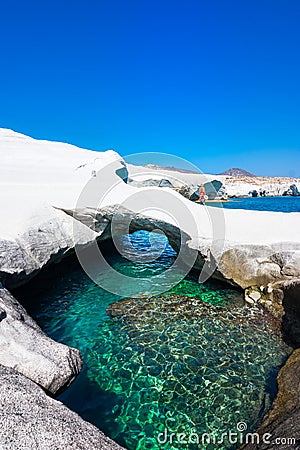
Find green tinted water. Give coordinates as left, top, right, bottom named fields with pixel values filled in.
left=15, top=231, right=291, bottom=450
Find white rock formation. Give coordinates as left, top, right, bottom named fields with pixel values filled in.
left=1, top=128, right=300, bottom=295
left=0, top=364, right=125, bottom=450
left=0, top=286, right=81, bottom=394
left=0, top=128, right=126, bottom=239
left=223, top=175, right=300, bottom=197
left=128, top=163, right=300, bottom=198
left=127, top=162, right=220, bottom=187
left=0, top=128, right=128, bottom=448
left=0, top=128, right=300, bottom=446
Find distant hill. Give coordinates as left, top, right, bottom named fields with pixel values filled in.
left=141, top=164, right=257, bottom=177
left=218, top=168, right=256, bottom=177
left=143, top=164, right=199, bottom=174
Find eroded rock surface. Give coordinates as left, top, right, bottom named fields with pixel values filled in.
left=0, top=130, right=299, bottom=449
left=0, top=364, right=125, bottom=450
left=67, top=205, right=300, bottom=319
left=0, top=206, right=97, bottom=289
left=0, top=286, right=82, bottom=394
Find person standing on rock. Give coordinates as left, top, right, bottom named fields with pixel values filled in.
left=199, top=184, right=206, bottom=204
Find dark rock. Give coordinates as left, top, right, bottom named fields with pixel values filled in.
left=283, top=184, right=300, bottom=196
left=279, top=279, right=300, bottom=347
left=189, top=189, right=200, bottom=201
left=115, top=161, right=128, bottom=183
left=0, top=306, right=6, bottom=320
left=241, top=349, right=300, bottom=449
left=177, top=184, right=199, bottom=201
left=203, top=180, right=227, bottom=200
left=159, top=178, right=173, bottom=188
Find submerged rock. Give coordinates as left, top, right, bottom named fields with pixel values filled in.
left=104, top=293, right=290, bottom=448
left=0, top=364, right=125, bottom=450
left=0, top=130, right=298, bottom=448
left=106, top=293, right=281, bottom=335
left=0, top=286, right=82, bottom=394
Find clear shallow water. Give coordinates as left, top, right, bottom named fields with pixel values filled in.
left=207, top=196, right=300, bottom=212
left=15, top=231, right=291, bottom=450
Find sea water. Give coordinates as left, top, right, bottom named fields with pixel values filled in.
left=209, top=196, right=300, bottom=213
left=15, top=231, right=291, bottom=450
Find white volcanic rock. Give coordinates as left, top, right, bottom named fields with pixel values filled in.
left=127, top=162, right=300, bottom=197
left=127, top=163, right=225, bottom=199
left=67, top=204, right=300, bottom=317
left=224, top=175, right=300, bottom=197
left=127, top=163, right=221, bottom=187
left=0, top=204, right=97, bottom=287
left=0, top=363, right=125, bottom=450
left=0, top=128, right=300, bottom=446
left=1, top=128, right=300, bottom=291
left=0, top=128, right=126, bottom=239
left=0, top=128, right=127, bottom=282
left=0, top=129, right=130, bottom=447
left=0, top=286, right=82, bottom=394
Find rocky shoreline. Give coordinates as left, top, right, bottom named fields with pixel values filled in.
left=241, top=349, right=300, bottom=449
left=0, top=268, right=126, bottom=449
left=0, top=363, right=125, bottom=450
left=1, top=129, right=300, bottom=449
left=0, top=285, right=81, bottom=395
left=224, top=175, right=300, bottom=198
left=127, top=163, right=300, bottom=200
left=1, top=203, right=299, bottom=448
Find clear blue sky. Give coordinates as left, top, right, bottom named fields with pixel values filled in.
left=1, top=0, right=299, bottom=176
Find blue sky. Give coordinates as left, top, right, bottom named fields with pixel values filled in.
left=1, top=0, right=299, bottom=176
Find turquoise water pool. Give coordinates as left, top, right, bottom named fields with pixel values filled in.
left=15, top=231, right=291, bottom=450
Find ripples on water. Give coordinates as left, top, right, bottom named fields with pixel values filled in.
left=209, top=196, right=300, bottom=212
left=15, top=231, right=291, bottom=450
